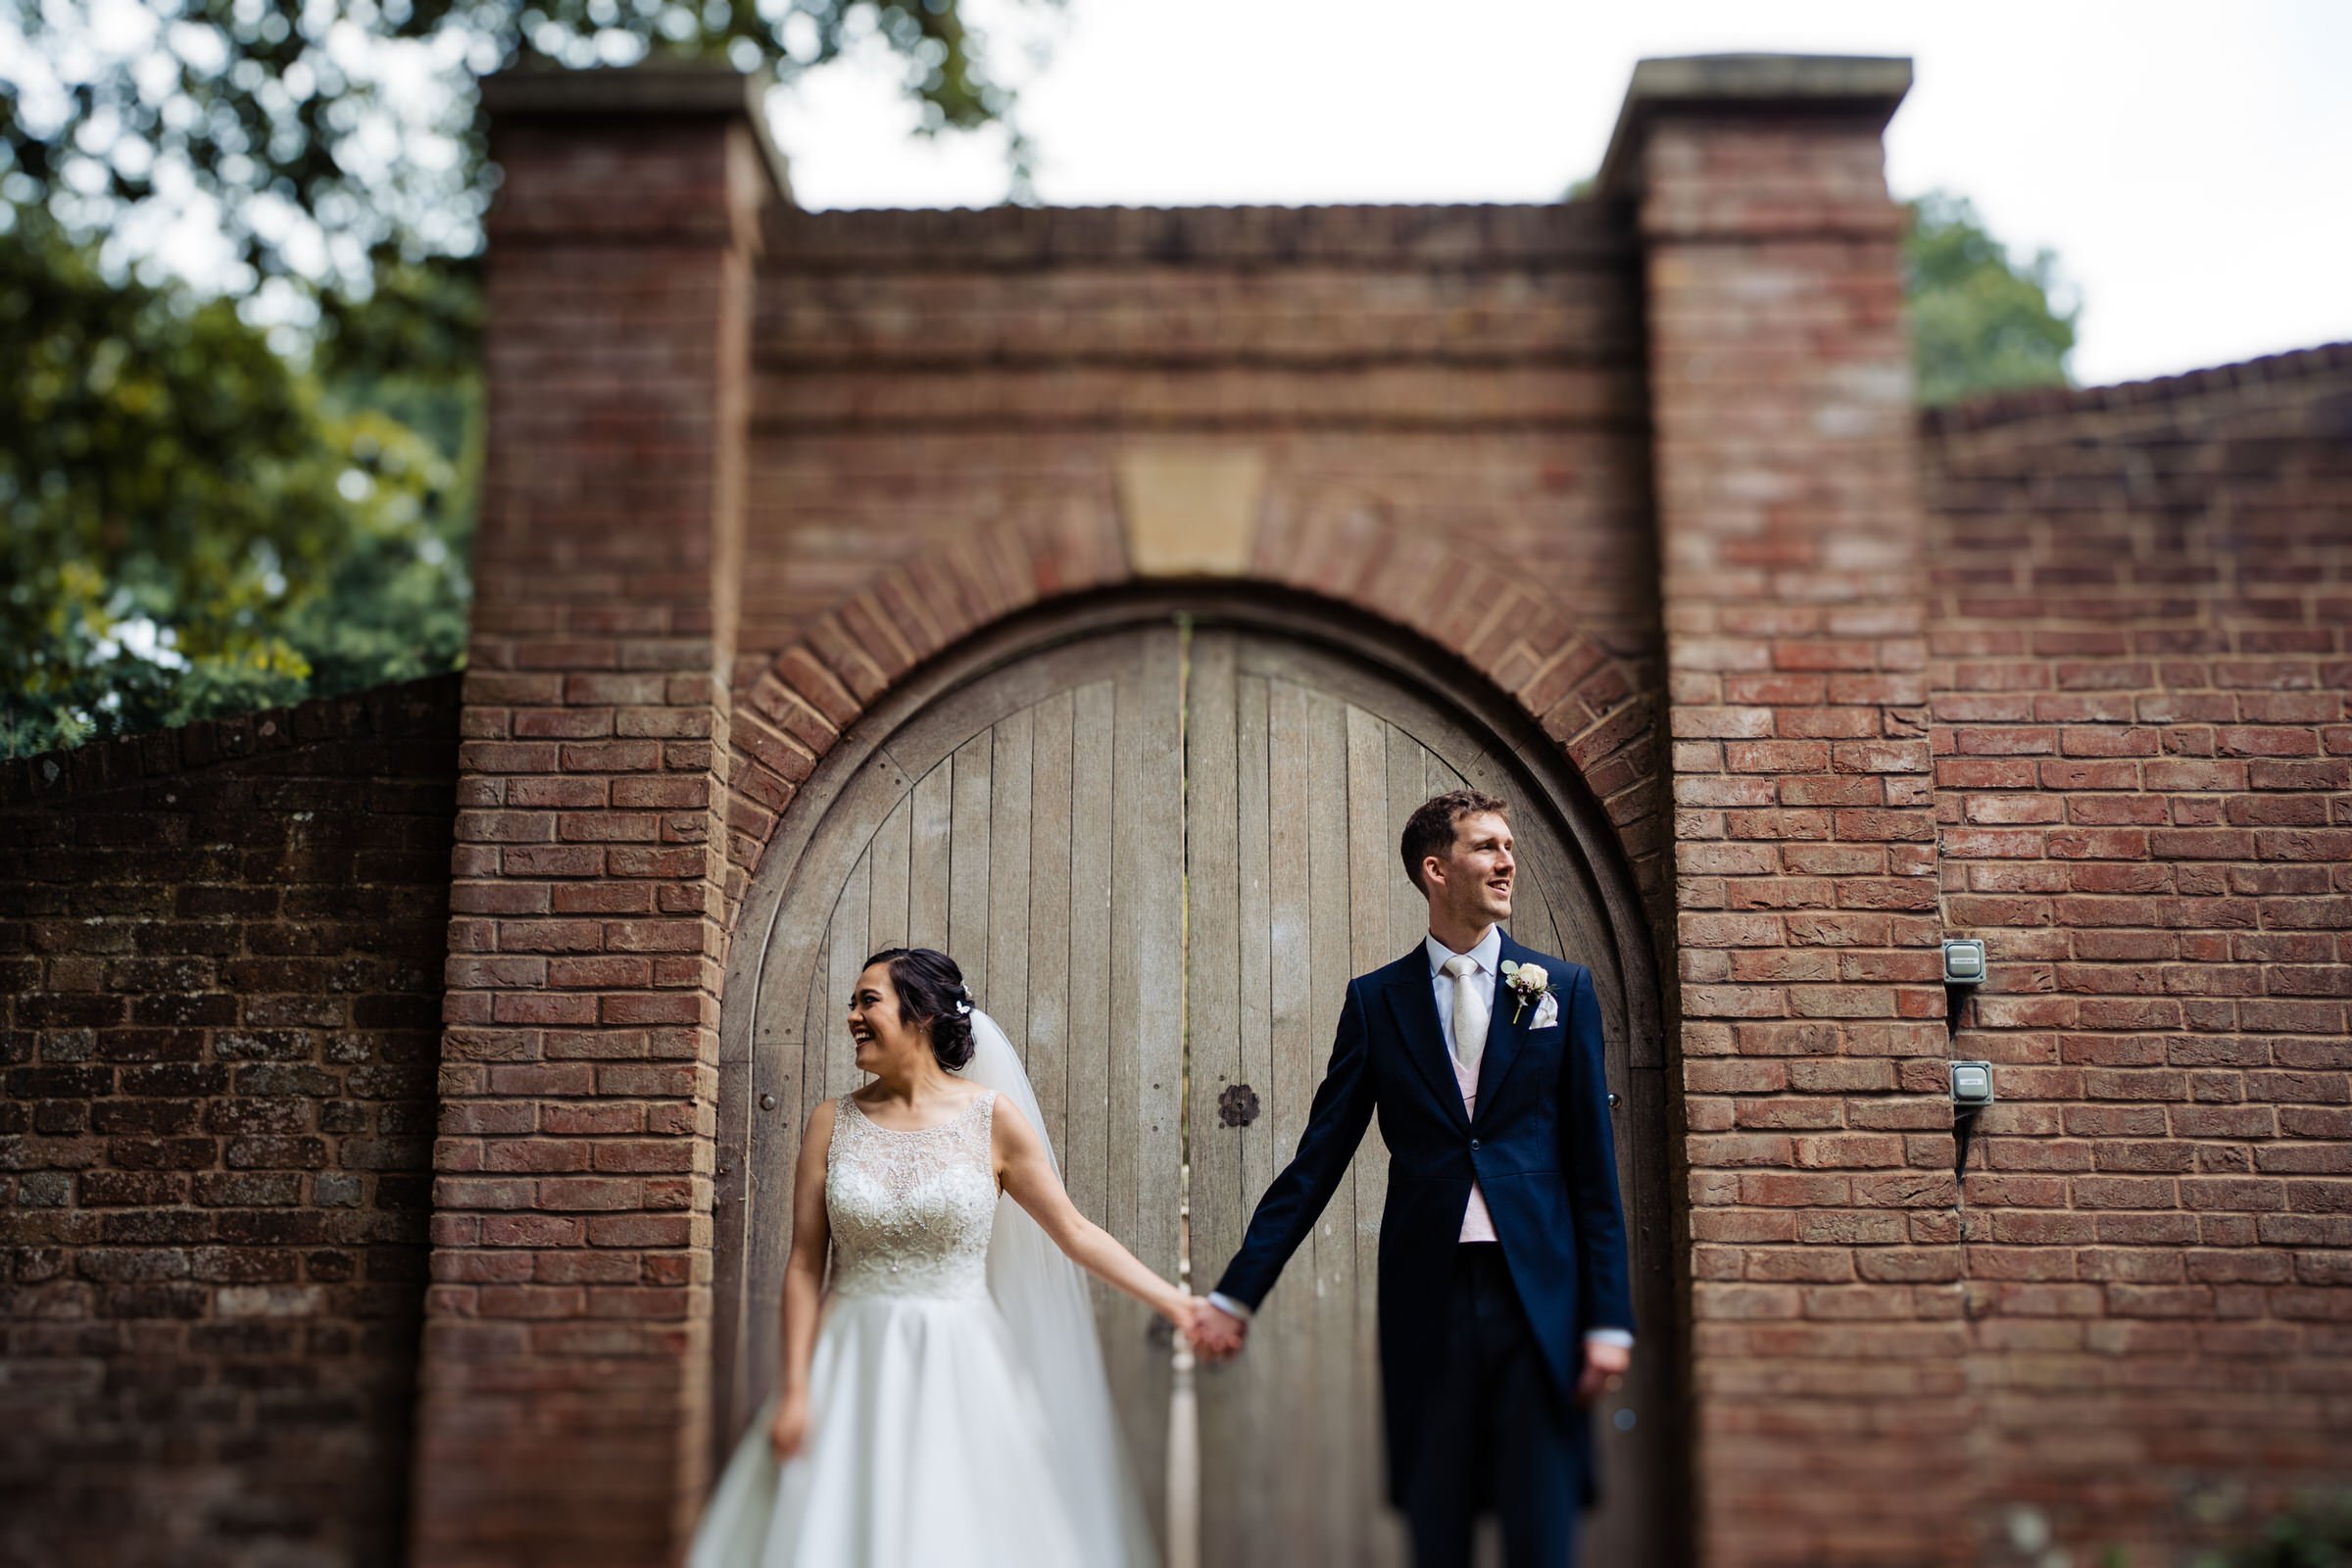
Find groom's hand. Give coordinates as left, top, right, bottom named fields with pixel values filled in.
left=1574, top=1339, right=1632, bottom=1406
left=1189, top=1303, right=1249, bottom=1362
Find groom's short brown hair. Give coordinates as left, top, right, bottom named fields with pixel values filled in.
left=1400, top=788, right=1509, bottom=892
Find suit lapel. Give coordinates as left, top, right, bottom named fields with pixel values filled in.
left=1473, top=929, right=1531, bottom=1121
left=1382, top=949, right=1471, bottom=1131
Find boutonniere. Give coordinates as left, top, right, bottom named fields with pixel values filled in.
left=1498, top=959, right=1552, bottom=1024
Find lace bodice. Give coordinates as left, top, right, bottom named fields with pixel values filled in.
left=825, top=1091, right=999, bottom=1301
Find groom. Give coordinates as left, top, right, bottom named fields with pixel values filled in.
left=1194, top=788, right=1635, bottom=1568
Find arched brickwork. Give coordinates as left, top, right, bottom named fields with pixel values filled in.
left=724, top=519, right=1669, bottom=933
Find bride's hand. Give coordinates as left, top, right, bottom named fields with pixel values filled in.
left=768, top=1391, right=810, bottom=1460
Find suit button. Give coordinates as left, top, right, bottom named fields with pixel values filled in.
left=1469, top=1138, right=1482, bottom=1150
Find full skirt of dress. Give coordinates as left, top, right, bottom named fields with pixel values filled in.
left=687, top=1293, right=1096, bottom=1568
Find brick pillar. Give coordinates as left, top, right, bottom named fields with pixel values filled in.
left=409, top=67, right=778, bottom=1567
left=1602, top=59, right=1965, bottom=1567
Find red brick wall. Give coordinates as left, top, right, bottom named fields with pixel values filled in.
left=1924, top=344, right=2352, bottom=1561
left=1627, top=100, right=1966, bottom=1568
left=0, top=675, right=459, bottom=1568
left=726, top=202, right=1673, bottom=906
left=409, top=83, right=771, bottom=1568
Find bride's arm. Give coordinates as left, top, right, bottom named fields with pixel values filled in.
left=994, top=1101, right=1194, bottom=1329
left=770, top=1099, right=835, bottom=1459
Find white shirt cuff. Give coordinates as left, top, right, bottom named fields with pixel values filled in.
left=1214, top=1292, right=1625, bottom=1348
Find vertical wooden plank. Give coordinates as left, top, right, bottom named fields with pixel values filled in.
left=1203, top=667, right=1279, bottom=1568
left=1184, top=629, right=1247, bottom=1560
left=1234, top=676, right=1277, bottom=1246
left=725, top=927, right=818, bottom=1442
left=1508, top=832, right=1566, bottom=960
left=1389, top=739, right=1433, bottom=956
left=867, top=789, right=913, bottom=954
left=1066, top=680, right=1116, bottom=1235
left=823, top=853, right=872, bottom=1106
left=712, top=970, right=760, bottom=1439
left=907, top=759, right=954, bottom=955
left=799, top=926, right=833, bottom=1128
left=1386, top=736, right=1438, bottom=1568
left=1301, top=688, right=1361, bottom=1564
left=949, top=730, right=993, bottom=997
left=1109, top=623, right=1183, bottom=1535
left=1344, top=708, right=1408, bottom=1568
left=1260, top=676, right=1323, bottom=1563
left=1185, top=631, right=1244, bottom=1283
left=1346, top=708, right=1395, bottom=973
left=1027, top=690, right=1076, bottom=1155
left=987, top=707, right=1034, bottom=1044
left=1065, top=665, right=1125, bottom=1536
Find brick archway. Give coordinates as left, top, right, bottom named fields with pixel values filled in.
left=723, top=520, right=1670, bottom=926
left=711, top=585, right=1682, bottom=1561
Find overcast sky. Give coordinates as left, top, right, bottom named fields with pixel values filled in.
left=768, top=0, right=2352, bottom=388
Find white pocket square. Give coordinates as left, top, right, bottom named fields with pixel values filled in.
left=1531, top=993, right=1560, bottom=1030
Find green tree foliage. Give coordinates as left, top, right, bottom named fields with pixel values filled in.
left=1, top=0, right=1054, bottom=299
left=0, top=0, right=1050, bottom=759
left=1906, top=189, right=2079, bottom=407
left=0, top=208, right=470, bottom=756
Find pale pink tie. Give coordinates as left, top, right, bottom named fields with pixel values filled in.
left=1443, top=955, right=1497, bottom=1243
left=1443, top=955, right=1487, bottom=1075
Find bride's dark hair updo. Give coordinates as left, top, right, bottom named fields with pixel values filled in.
left=862, top=947, right=977, bottom=1071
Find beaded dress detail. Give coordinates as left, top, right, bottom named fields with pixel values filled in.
left=825, top=1091, right=998, bottom=1301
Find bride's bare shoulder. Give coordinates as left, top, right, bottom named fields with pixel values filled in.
left=986, top=1092, right=1041, bottom=1150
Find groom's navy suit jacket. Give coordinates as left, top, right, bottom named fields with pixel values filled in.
left=1214, top=929, right=1633, bottom=1503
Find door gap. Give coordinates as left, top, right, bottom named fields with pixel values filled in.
left=1175, top=611, right=1196, bottom=1287
left=1167, top=612, right=1201, bottom=1568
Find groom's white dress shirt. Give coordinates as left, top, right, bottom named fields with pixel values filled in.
left=1208, top=925, right=1633, bottom=1349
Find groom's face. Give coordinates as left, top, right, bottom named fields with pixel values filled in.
left=1427, top=809, right=1514, bottom=927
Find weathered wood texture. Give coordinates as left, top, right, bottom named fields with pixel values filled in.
left=1186, top=627, right=1669, bottom=1566
left=717, top=624, right=1184, bottom=1538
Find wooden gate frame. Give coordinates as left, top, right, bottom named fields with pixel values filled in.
left=710, top=584, right=1686, bottom=1555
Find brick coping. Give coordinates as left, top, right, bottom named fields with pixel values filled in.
left=0, top=670, right=462, bottom=810
left=1921, top=339, right=2352, bottom=435
left=760, top=200, right=1634, bottom=268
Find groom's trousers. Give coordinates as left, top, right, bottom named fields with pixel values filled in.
left=1397, top=1242, right=1583, bottom=1568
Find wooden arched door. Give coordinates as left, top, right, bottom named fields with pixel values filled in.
left=1183, top=625, right=1670, bottom=1566
left=715, top=601, right=1675, bottom=1563
left=714, top=622, right=1187, bottom=1524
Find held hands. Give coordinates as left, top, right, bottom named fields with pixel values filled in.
left=1186, top=1301, right=1249, bottom=1363
left=1574, top=1338, right=1632, bottom=1406
left=1162, top=1291, right=1209, bottom=1349
left=1159, top=1291, right=1249, bottom=1363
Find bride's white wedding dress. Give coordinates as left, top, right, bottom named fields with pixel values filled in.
left=689, top=1014, right=1156, bottom=1567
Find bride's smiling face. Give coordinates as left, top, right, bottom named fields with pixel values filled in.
left=848, top=961, right=922, bottom=1074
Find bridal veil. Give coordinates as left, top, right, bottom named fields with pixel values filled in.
left=963, top=1009, right=1159, bottom=1564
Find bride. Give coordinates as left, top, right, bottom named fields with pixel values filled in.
left=689, top=946, right=1193, bottom=1567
